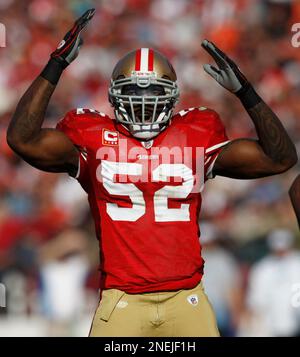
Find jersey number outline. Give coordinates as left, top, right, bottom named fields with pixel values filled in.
left=101, top=160, right=194, bottom=222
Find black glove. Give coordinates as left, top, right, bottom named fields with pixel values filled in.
left=201, top=39, right=261, bottom=109
left=41, top=8, right=95, bottom=85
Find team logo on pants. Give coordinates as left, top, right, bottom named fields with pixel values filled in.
left=187, top=294, right=199, bottom=306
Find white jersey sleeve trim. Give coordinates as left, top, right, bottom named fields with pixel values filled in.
left=74, top=152, right=87, bottom=179
left=205, top=140, right=231, bottom=154
left=74, top=157, right=81, bottom=179
left=206, top=140, right=231, bottom=179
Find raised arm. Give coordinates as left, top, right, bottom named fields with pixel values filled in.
left=201, top=40, right=297, bottom=179
left=7, top=9, right=95, bottom=176
left=289, top=174, right=300, bottom=229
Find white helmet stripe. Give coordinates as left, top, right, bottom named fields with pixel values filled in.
left=140, top=48, right=149, bottom=72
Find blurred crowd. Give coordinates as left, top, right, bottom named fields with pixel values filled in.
left=1, top=0, right=300, bottom=336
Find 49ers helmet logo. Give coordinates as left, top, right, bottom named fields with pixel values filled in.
left=102, top=129, right=119, bottom=146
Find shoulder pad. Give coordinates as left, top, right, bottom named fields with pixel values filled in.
left=74, top=108, right=108, bottom=117
left=175, top=107, right=220, bottom=123
left=57, top=108, right=112, bottom=131
left=177, top=107, right=208, bottom=117
left=173, top=107, right=226, bottom=136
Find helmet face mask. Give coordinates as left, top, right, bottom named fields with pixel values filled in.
left=108, top=48, right=180, bottom=140
left=120, top=84, right=166, bottom=124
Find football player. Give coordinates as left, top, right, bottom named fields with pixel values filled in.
left=7, top=9, right=297, bottom=336
left=289, top=175, right=300, bottom=229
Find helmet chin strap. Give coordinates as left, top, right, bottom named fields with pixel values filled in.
left=130, top=130, right=162, bottom=140
left=116, top=103, right=130, bottom=121
left=136, top=132, right=153, bottom=139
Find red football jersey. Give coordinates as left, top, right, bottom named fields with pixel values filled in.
left=57, top=107, right=229, bottom=293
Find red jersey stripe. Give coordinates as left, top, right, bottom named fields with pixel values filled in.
left=135, top=48, right=141, bottom=71
left=148, top=48, right=154, bottom=71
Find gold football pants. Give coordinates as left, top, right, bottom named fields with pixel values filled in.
left=89, top=282, right=219, bottom=337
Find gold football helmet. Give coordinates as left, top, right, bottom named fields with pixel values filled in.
left=109, top=48, right=180, bottom=140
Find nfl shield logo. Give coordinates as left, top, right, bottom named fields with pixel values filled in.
left=187, top=294, right=199, bottom=306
